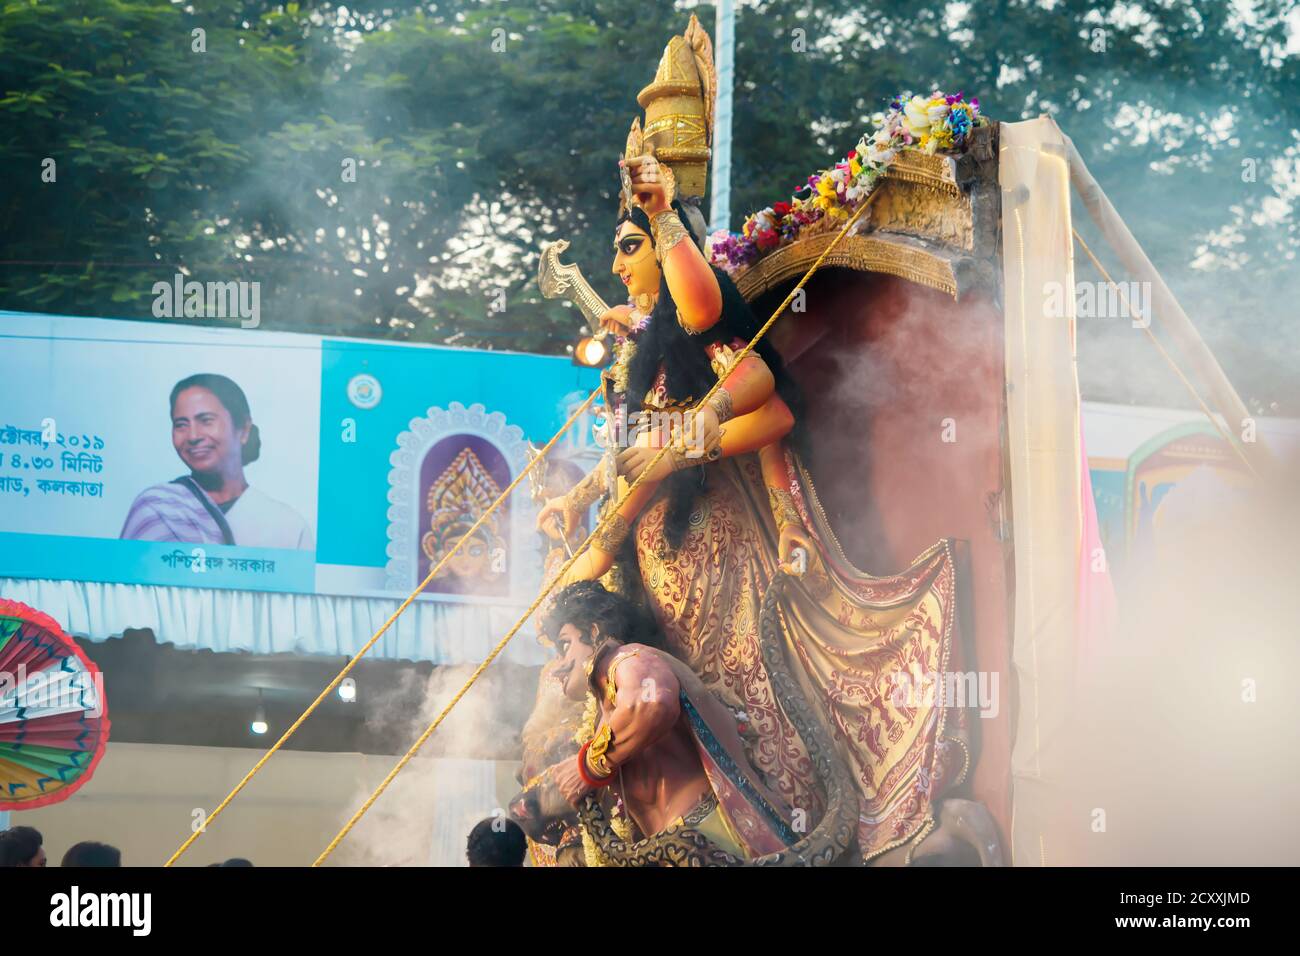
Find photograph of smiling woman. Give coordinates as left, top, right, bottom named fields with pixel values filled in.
left=119, top=373, right=314, bottom=550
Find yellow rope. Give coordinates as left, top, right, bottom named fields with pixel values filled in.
left=1071, top=229, right=1258, bottom=477
left=312, top=192, right=881, bottom=865
left=162, top=386, right=601, bottom=866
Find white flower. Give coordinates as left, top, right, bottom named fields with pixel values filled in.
left=903, top=95, right=932, bottom=135
left=927, top=102, right=950, bottom=126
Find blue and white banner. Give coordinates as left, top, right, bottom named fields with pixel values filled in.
left=0, top=312, right=600, bottom=602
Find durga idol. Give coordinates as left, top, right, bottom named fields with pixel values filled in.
left=522, top=14, right=976, bottom=866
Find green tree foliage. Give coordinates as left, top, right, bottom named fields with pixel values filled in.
left=1, top=0, right=1296, bottom=408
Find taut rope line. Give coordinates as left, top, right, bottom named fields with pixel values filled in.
left=313, top=191, right=882, bottom=865
left=162, top=386, right=601, bottom=866
left=1072, top=229, right=1258, bottom=477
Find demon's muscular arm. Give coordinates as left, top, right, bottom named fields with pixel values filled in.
left=553, top=649, right=684, bottom=806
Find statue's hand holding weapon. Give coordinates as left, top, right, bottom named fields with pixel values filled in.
left=536, top=149, right=675, bottom=333
left=536, top=495, right=582, bottom=544
left=620, top=151, right=675, bottom=216
left=599, top=304, right=637, bottom=336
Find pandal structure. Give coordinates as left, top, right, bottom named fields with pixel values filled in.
left=163, top=14, right=1269, bottom=868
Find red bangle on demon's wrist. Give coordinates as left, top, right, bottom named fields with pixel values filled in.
left=576, top=741, right=614, bottom=789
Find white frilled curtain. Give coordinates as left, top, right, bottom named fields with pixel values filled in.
left=0, top=577, right=549, bottom=667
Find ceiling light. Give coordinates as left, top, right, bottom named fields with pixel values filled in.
left=251, top=688, right=268, bottom=736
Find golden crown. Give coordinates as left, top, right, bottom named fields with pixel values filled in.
left=629, top=14, right=716, bottom=201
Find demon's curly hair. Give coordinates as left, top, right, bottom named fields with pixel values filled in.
left=614, top=201, right=806, bottom=551
left=541, top=580, right=666, bottom=653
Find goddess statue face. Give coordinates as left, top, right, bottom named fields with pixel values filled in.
left=439, top=525, right=492, bottom=578
left=611, top=220, right=661, bottom=299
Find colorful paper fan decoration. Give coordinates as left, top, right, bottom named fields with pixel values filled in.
left=0, top=600, right=110, bottom=810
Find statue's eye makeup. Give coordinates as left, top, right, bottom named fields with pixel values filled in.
left=617, top=237, right=645, bottom=256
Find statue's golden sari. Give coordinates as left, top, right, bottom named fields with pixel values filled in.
left=628, top=444, right=968, bottom=861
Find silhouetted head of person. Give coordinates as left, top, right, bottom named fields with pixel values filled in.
left=466, top=816, right=527, bottom=867
left=61, top=841, right=122, bottom=867
left=0, top=826, right=46, bottom=867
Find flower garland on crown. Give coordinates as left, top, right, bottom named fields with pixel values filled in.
left=708, top=90, right=985, bottom=274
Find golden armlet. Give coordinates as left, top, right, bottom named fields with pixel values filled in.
left=768, top=487, right=801, bottom=532
left=651, top=210, right=690, bottom=262
left=587, top=723, right=615, bottom=777
left=594, top=512, right=632, bottom=553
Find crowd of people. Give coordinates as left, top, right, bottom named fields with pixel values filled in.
left=0, top=826, right=253, bottom=868
left=1, top=819, right=525, bottom=867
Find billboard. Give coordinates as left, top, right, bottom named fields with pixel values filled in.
left=0, top=312, right=600, bottom=601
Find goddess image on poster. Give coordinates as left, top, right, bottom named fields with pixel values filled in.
left=120, top=373, right=314, bottom=550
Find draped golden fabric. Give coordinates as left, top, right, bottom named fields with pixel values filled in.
left=632, top=452, right=965, bottom=861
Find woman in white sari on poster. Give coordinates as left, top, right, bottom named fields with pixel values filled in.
left=120, top=373, right=313, bottom=551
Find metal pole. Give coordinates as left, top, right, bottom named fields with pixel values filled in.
left=710, top=0, right=735, bottom=234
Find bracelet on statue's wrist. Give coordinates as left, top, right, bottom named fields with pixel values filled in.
left=568, top=475, right=603, bottom=510
left=769, top=487, right=801, bottom=533
left=587, top=723, right=614, bottom=776
left=577, top=740, right=615, bottom=788
left=669, top=438, right=720, bottom=472
left=705, top=387, right=735, bottom=424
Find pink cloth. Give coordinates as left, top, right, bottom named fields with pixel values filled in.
left=1076, top=424, right=1118, bottom=671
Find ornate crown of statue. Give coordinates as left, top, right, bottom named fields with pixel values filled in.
left=421, top=447, right=505, bottom=564
left=619, top=14, right=716, bottom=226
left=540, top=17, right=717, bottom=330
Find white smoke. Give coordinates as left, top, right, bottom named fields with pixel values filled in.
left=327, top=659, right=540, bottom=867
